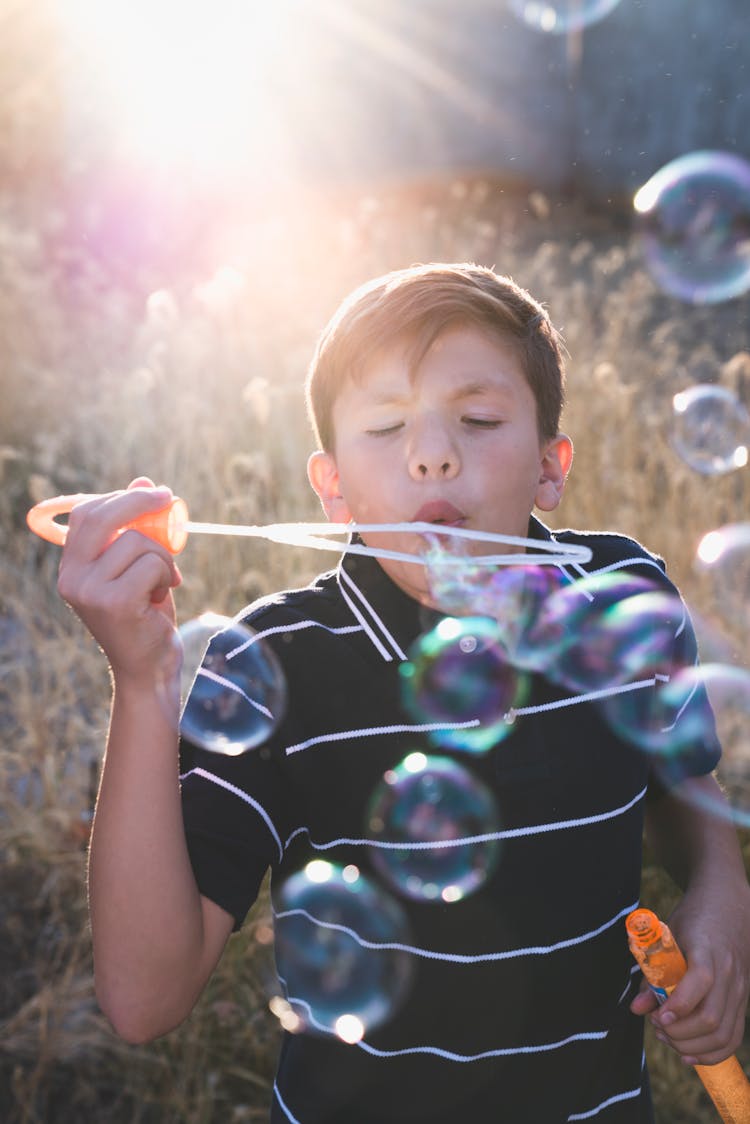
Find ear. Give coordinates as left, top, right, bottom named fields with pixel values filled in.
left=307, top=450, right=353, bottom=523
left=535, top=433, right=573, bottom=513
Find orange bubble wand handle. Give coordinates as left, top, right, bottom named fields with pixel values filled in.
left=627, top=908, right=750, bottom=1124
left=26, top=494, right=189, bottom=555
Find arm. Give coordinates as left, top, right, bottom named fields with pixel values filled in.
left=633, top=773, right=750, bottom=1064
left=58, top=480, right=234, bottom=1043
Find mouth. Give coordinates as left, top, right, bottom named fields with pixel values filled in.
left=411, top=501, right=466, bottom=527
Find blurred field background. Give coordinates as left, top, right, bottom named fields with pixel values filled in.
left=2, top=1, right=750, bottom=1122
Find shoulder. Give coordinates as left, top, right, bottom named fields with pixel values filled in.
left=234, top=568, right=346, bottom=632
left=553, top=526, right=669, bottom=581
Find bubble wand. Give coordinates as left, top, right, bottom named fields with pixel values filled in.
left=626, top=908, right=750, bottom=1124
left=26, top=493, right=592, bottom=568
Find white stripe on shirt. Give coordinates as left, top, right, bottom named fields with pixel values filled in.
left=273, top=900, right=639, bottom=965
left=283, top=784, right=647, bottom=852
left=180, top=766, right=283, bottom=862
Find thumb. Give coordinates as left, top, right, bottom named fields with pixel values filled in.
left=630, top=981, right=659, bottom=1017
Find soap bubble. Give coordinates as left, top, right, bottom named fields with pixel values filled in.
left=520, top=572, right=669, bottom=688
left=366, top=752, right=501, bottom=903
left=400, top=617, right=528, bottom=753
left=696, top=523, right=750, bottom=626
left=273, top=860, right=413, bottom=1039
left=178, top=612, right=286, bottom=754
left=425, top=554, right=567, bottom=664
left=634, top=151, right=750, bottom=304
left=671, top=384, right=750, bottom=475
left=620, top=664, right=750, bottom=829
left=509, top=0, right=622, bottom=34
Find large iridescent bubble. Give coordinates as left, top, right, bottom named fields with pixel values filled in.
left=608, top=664, right=750, bottom=830
left=671, top=385, right=750, bottom=476
left=400, top=617, right=528, bottom=753
left=520, top=572, right=675, bottom=691
left=634, top=151, right=750, bottom=304
left=509, top=0, right=622, bottom=34
left=366, top=752, right=501, bottom=903
left=179, top=612, right=287, bottom=754
left=273, top=860, right=413, bottom=1041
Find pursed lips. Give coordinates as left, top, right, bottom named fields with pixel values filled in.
left=411, top=500, right=466, bottom=526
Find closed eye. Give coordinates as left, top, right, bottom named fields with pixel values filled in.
left=462, top=417, right=502, bottom=428
left=366, top=423, right=403, bottom=436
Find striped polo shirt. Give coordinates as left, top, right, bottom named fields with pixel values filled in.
left=179, top=517, right=720, bottom=1124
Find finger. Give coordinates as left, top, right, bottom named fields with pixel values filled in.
left=655, top=992, right=737, bottom=1061
left=61, top=513, right=180, bottom=598
left=652, top=959, right=714, bottom=1027
left=66, top=485, right=173, bottom=560
left=630, top=984, right=659, bottom=1016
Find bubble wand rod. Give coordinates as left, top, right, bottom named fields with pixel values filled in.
left=26, top=493, right=592, bottom=568
left=626, top=908, right=750, bottom=1124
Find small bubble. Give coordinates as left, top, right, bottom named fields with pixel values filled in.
left=273, top=863, right=413, bottom=1038
left=367, top=754, right=501, bottom=903
left=634, top=151, right=750, bottom=304
left=179, top=613, right=286, bottom=754
left=671, top=384, right=750, bottom=475
left=400, top=617, right=528, bottom=754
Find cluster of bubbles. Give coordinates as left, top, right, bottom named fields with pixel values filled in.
left=632, top=151, right=750, bottom=477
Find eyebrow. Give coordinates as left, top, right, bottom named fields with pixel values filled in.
left=367, top=379, right=514, bottom=407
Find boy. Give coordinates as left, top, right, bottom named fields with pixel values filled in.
left=58, top=263, right=750, bottom=1122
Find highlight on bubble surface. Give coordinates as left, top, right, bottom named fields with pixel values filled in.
left=695, top=523, right=750, bottom=626
left=366, top=752, right=501, bottom=903
left=634, top=150, right=750, bottom=305
left=272, top=860, right=413, bottom=1041
left=178, top=612, right=287, bottom=754
left=508, top=0, right=622, bottom=35
left=671, top=384, right=750, bottom=476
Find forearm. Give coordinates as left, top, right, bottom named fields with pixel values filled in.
left=88, top=679, right=215, bottom=1042
left=641, top=774, right=750, bottom=1062
left=645, top=774, right=748, bottom=895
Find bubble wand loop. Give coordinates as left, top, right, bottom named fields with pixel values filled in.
left=626, top=908, right=750, bottom=1124
left=26, top=494, right=593, bottom=568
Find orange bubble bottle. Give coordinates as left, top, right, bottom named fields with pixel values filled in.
left=627, top=908, right=750, bottom=1124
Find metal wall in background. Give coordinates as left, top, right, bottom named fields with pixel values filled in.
left=300, top=0, right=748, bottom=200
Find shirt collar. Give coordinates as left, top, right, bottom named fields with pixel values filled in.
left=336, top=516, right=555, bottom=663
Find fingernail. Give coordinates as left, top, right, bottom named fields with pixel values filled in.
left=682, top=1056, right=697, bottom=1066
left=660, top=1012, right=676, bottom=1027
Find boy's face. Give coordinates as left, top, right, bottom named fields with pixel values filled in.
left=308, top=324, right=573, bottom=607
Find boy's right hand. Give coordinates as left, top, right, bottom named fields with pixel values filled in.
left=57, top=477, right=183, bottom=689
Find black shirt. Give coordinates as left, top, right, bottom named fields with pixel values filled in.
left=179, top=518, right=721, bottom=1123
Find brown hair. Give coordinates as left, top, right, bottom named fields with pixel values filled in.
left=305, top=262, right=566, bottom=451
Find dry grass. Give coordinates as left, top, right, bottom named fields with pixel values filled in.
left=1, top=174, right=749, bottom=1122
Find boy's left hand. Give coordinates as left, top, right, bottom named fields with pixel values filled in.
left=630, top=887, right=750, bottom=1065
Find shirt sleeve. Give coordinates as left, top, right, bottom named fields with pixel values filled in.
left=180, top=735, right=294, bottom=929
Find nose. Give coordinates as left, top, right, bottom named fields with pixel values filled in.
left=407, top=418, right=460, bottom=481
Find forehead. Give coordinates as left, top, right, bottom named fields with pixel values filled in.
left=350, top=323, right=528, bottom=401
